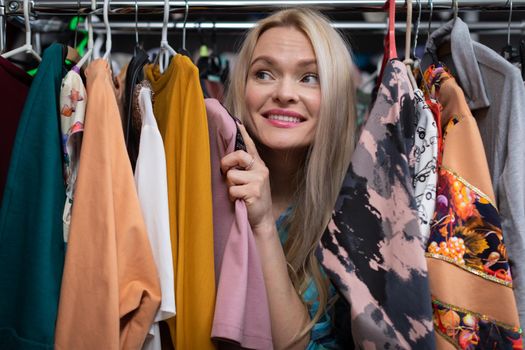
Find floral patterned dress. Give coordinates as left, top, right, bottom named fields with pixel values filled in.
left=59, top=66, right=86, bottom=242
left=424, top=65, right=522, bottom=349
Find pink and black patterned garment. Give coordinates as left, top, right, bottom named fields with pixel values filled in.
left=316, top=59, right=436, bottom=349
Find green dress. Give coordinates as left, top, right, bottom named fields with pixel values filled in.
left=0, top=43, right=67, bottom=349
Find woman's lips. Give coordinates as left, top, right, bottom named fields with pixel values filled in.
left=266, top=117, right=302, bottom=128
left=262, top=109, right=306, bottom=128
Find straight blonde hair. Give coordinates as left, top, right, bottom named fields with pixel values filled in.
left=225, top=8, right=357, bottom=339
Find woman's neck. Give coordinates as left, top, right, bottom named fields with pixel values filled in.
left=258, top=145, right=307, bottom=220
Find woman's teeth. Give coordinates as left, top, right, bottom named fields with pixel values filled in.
left=268, top=115, right=302, bottom=123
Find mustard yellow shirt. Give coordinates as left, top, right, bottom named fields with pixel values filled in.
left=145, top=55, right=216, bottom=349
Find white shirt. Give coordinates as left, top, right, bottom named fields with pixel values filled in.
left=412, top=89, right=438, bottom=242
left=134, top=84, right=176, bottom=350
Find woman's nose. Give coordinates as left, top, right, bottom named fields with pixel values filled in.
left=272, top=78, right=299, bottom=104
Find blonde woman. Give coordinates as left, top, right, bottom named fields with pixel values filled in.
left=222, top=8, right=357, bottom=349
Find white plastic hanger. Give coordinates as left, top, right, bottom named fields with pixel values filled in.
left=2, top=0, right=41, bottom=61
left=413, top=0, right=422, bottom=60
left=102, top=0, right=112, bottom=61
left=74, top=0, right=97, bottom=69
left=155, top=0, right=177, bottom=73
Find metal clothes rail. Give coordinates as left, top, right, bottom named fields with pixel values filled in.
left=2, top=0, right=525, bottom=15
left=85, top=20, right=525, bottom=34
left=0, top=0, right=523, bottom=52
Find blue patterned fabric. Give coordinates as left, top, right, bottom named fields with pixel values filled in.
left=276, top=209, right=340, bottom=349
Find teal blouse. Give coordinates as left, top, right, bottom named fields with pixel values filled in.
left=276, top=209, right=340, bottom=349
left=0, top=43, right=66, bottom=349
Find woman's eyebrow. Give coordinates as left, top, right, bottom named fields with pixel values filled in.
left=250, top=56, right=317, bottom=68
left=296, top=59, right=317, bottom=67
left=250, top=56, right=275, bottom=67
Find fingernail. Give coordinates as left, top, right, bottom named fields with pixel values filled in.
left=233, top=116, right=243, bottom=125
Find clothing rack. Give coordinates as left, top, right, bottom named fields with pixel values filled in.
left=1, top=0, right=524, bottom=52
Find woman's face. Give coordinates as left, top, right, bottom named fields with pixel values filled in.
left=245, top=26, right=321, bottom=151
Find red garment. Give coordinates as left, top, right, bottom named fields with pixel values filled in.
left=0, top=57, right=32, bottom=200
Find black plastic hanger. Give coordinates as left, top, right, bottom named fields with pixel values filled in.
left=177, top=0, right=192, bottom=58
left=501, top=0, right=519, bottom=63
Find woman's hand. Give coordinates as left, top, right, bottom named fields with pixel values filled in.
left=220, top=123, right=275, bottom=235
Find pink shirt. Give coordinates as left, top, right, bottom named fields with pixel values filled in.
left=206, top=99, right=272, bottom=349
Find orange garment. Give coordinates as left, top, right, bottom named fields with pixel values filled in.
left=55, top=59, right=161, bottom=350
left=144, top=55, right=216, bottom=349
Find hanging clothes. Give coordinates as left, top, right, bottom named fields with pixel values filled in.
left=133, top=81, right=176, bottom=350
left=411, top=88, right=439, bottom=242
left=0, top=56, right=32, bottom=202
left=316, top=59, right=436, bottom=349
left=423, top=65, right=522, bottom=349
left=123, top=47, right=150, bottom=171
left=144, top=54, right=216, bottom=350
left=422, top=18, right=525, bottom=330
left=0, top=43, right=66, bottom=350
left=59, top=67, right=86, bottom=242
left=205, top=98, right=272, bottom=350
left=55, top=59, right=161, bottom=350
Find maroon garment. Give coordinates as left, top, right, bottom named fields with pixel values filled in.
left=0, top=57, right=32, bottom=201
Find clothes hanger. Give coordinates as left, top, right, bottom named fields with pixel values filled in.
left=412, top=0, right=422, bottom=60
left=404, top=0, right=413, bottom=62
left=102, top=0, right=112, bottom=61
left=403, top=0, right=419, bottom=89
left=2, top=0, right=41, bottom=61
left=377, top=0, right=397, bottom=85
left=134, top=0, right=140, bottom=51
left=72, top=0, right=96, bottom=70
left=123, top=0, right=150, bottom=152
left=501, top=0, right=518, bottom=62
left=154, top=0, right=177, bottom=74
left=435, top=0, right=458, bottom=59
left=518, top=21, right=525, bottom=81
left=177, top=0, right=191, bottom=57
left=386, top=0, right=397, bottom=60
left=427, top=0, right=434, bottom=39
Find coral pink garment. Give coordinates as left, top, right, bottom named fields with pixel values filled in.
left=206, top=99, right=272, bottom=349
left=55, top=59, right=161, bottom=350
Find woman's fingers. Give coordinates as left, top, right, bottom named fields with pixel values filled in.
left=236, top=123, right=259, bottom=158
left=226, top=167, right=267, bottom=186
left=228, top=183, right=264, bottom=203
left=221, top=150, right=257, bottom=174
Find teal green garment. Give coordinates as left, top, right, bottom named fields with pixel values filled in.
left=0, top=43, right=66, bottom=350
left=276, top=209, right=340, bottom=350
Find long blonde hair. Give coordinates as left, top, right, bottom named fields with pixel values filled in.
left=225, top=8, right=357, bottom=338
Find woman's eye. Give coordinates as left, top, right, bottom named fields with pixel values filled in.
left=301, top=73, right=319, bottom=84
left=255, top=71, right=272, bottom=80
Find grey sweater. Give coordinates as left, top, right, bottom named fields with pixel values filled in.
left=422, top=18, right=525, bottom=331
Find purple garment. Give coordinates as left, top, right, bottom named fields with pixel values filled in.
left=206, top=99, right=272, bottom=350
left=316, top=60, right=435, bottom=349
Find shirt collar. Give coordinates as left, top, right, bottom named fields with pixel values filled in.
left=421, top=18, right=490, bottom=110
